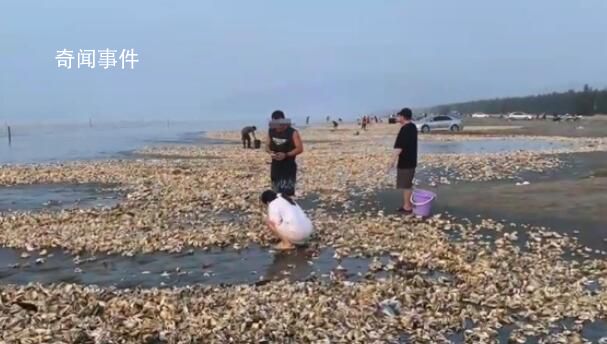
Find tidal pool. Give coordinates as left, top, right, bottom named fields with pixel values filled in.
left=0, top=246, right=397, bottom=288
left=0, top=183, right=121, bottom=212
left=440, top=318, right=607, bottom=344
left=420, top=138, right=569, bottom=154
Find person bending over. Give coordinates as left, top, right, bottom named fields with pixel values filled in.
left=261, top=190, right=313, bottom=250
left=241, top=126, right=257, bottom=149
left=266, top=110, right=303, bottom=196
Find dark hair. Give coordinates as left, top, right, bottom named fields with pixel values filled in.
left=252, top=126, right=257, bottom=130
left=271, top=110, right=285, bottom=120
left=260, top=189, right=295, bottom=205
left=397, top=108, right=413, bottom=120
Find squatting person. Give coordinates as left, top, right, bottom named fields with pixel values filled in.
left=261, top=190, right=313, bottom=250
left=389, top=107, right=418, bottom=214
left=266, top=110, right=303, bottom=196
left=241, top=125, right=257, bottom=149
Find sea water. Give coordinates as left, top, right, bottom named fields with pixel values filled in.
left=0, top=120, right=239, bottom=165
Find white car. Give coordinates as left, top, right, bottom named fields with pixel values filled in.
left=507, top=112, right=534, bottom=120
left=471, top=113, right=490, bottom=118
left=416, top=115, right=463, bottom=133
left=560, top=114, right=583, bottom=121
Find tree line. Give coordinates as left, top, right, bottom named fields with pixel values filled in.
left=427, top=85, right=607, bottom=115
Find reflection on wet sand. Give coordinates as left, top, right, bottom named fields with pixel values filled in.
left=0, top=183, right=121, bottom=212
left=0, top=246, right=383, bottom=288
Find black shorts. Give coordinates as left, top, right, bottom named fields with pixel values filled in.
left=396, top=168, right=415, bottom=189
left=271, top=160, right=297, bottom=196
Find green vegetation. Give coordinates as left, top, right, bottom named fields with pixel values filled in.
left=429, top=85, right=607, bottom=115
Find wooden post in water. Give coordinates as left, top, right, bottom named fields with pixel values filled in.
left=7, top=125, right=12, bottom=146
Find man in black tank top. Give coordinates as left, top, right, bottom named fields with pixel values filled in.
left=265, top=110, right=304, bottom=196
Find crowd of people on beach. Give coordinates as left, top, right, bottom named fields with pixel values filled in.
left=358, top=115, right=381, bottom=130
left=242, top=108, right=418, bottom=250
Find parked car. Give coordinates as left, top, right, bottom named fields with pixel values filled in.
left=507, top=112, right=534, bottom=120
left=559, top=114, right=582, bottom=121
left=471, top=113, right=490, bottom=118
left=416, top=115, right=463, bottom=133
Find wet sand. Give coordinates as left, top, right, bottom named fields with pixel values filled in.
left=419, top=137, right=571, bottom=154
left=370, top=151, right=607, bottom=251
left=434, top=151, right=607, bottom=248
left=375, top=180, right=607, bottom=251
left=457, top=116, right=607, bottom=138
left=0, top=246, right=384, bottom=288
left=0, top=183, right=121, bottom=212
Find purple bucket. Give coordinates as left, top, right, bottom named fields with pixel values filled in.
left=411, top=189, right=436, bottom=217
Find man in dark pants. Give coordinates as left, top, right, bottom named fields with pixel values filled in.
left=266, top=110, right=303, bottom=196
left=241, top=126, right=257, bottom=148
left=389, top=108, right=418, bottom=213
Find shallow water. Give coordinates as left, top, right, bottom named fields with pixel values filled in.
left=420, top=138, right=569, bottom=154
left=0, top=122, right=236, bottom=165
left=438, top=319, right=607, bottom=344
left=0, top=183, right=120, bottom=212
left=0, top=246, right=379, bottom=288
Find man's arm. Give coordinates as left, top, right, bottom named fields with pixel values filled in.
left=286, top=131, right=304, bottom=158
left=265, top=133, right=272, bottom=154
left=391, top=129, right=404, bottom=169
left=390, top=148, right=402, bottom=168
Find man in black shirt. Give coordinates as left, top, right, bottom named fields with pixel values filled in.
left=241, top=126, right=257, bottom=149
left=265, top=110, right=304, bottom=196
left=390, top=108, right=418, bottom=213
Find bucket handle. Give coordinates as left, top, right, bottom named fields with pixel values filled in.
left=410, top=194, right=435, bottom=207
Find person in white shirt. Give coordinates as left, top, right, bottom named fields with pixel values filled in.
left=261, top=190, right=314, bottom=250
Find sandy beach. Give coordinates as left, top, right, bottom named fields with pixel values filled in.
left=1, top=118, right=607, bottom=342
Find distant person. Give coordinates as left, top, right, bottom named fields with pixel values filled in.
left=266, top=110, right=303, bottom=196
left=361, top=116, right=367, bottom=130
left=306, top=116, right=310, bottom=125
left=241, top=125, right=257, bottom=149
left=389, top=108, right=418, bottom=214
left=261, top=190, right=313, bottom=250
left=338, top=118, right=343, bottom=123
left=326, top=115, right=330, bottom=123
left=332, top=120, right=339, bottom=129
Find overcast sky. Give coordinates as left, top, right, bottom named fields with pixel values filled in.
left=1, top=0, right=606, bottom=123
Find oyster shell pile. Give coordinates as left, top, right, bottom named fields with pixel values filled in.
left=1, top=123, right=606, bottom=342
